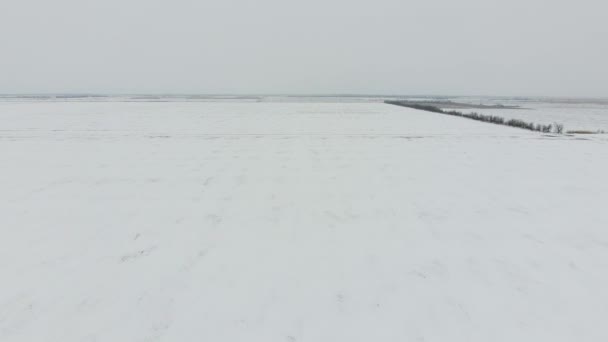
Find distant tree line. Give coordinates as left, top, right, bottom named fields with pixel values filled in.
left=386, top=101, right=564, bottom=134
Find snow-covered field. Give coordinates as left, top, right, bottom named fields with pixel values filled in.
left=442, top=97, right=608, bottom=132
left=1, top=101, right=608, bottom=341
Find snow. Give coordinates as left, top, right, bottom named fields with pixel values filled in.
left=1, top=101, right=608, bottom=341
left=441, top=98, right=608, bottom=132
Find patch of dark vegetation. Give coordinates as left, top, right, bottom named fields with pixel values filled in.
left=386, top=101, right=564, bottom=134
left=399, top=103, right=444, bottom=113
left=567, top=129, right=606, bottom=134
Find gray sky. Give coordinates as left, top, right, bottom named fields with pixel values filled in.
left=1, top=0, right=606, bottom=96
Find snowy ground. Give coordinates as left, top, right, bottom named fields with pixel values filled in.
left=1, top=101, right=608, bottom=341
left=441, top=98, right=608, bottom=132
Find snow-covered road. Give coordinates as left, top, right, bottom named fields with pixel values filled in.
left=1, top=102, right=608, bottom=341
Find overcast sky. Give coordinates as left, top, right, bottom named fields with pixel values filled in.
left=1, top=0, right=606, bottom=96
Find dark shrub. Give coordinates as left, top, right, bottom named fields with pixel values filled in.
left=386, top=101, right=564, bottom=134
